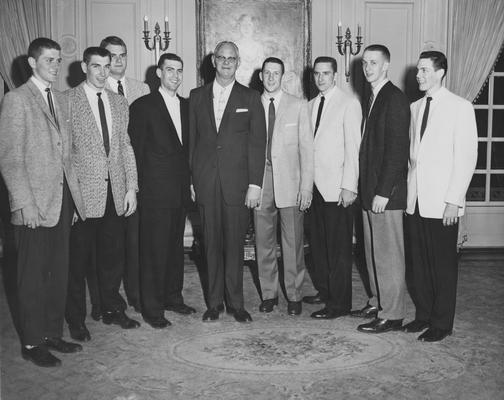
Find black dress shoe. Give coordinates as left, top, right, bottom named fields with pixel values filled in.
left=45, top=337, right=83, bottom=353
left=302, top=294, right=324, bottom=304
left=165, top=303, right=196, bottom=315
left=403, top=319, right=430, bottom=333
left=350, top=302, right=379, bottom=318
left=357, top=318, right=403, bottom=333
left=22, top=346, right=61, bottom=367
left=310, top=307, right=348, bottom=319
left=91, top=306, right=102, bottom=321
left=68, top=323, right=91, bottom=342
left=217, top=304, right=225, bottom=313
left=102, top=311, right=141, bottom=329
left=202, top=308, right=220, bottom=322
left=418, top=327, right=452, bottom=342
left=287, top=301, right=302, bottom=315
left=226, top=306, right=237, bottom=315
left=233, top=308, right=252, bottom=323
left=143, top=315, right=171, bottom=329
left=259, top=298, right=278, bottom=313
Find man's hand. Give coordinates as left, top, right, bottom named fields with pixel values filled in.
left=297, top=190, right=312, bottom=212
left=245, top=186, right=261, bottom=209
left=371, top=195, right=389, bottom=213
left=190, top=184, right=196, bottom=202
left=21, top=204, right=41, bottom=229
left=443, top=203, right=459, bottom=226
left=338, top=189, right=357, bottom=208
left=123, top=189, right=137, bottom=217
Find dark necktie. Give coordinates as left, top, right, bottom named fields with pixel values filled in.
left=45, top=87, right=58, bottom=127
left=117, top=80, right=124, bottom=96
left=420, top=96, right=432, bottom=140
left=97, top=92, right=110, bottom=156
left=367, top=92, right=375, bottom=116
left=314, top=95, right=325, bottom=136
left=267, top=98, right=275, bottom=162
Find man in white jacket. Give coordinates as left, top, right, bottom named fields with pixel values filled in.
left=404, top=51, right=477, bottom=342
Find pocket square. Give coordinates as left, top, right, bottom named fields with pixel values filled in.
left=285, top=123, right=297, bottom=127
left=236, top=108, right=249, bottom=113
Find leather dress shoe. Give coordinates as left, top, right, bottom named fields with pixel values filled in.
left=302, top=294, right=324, bottom=304
left=287, top=301, right=302, bottom=315
left=102, top=311, right=141, bottom=329
left=217, top=304, right=225, bottom=313
left=226, top=306, right=237, bottom=315
left=403, top=319, right=430, bottom=333
left=22, top=346, right=61, bottom=367
left=259, top=298, right=278, bottom=313
left=45, top=337, right=82, bottom=353
left=350, top=302, right=379, bottom=318
left=418, top=327, right=452, bottom=342
left=68, top=323, right=91, bottom=342
left=143, top=315, right=171, bottom=329
left=358, top=318, right=403, bottom=333
left=233, top=308, right=253, bottom=323
left=91, top=306, right=102, bottom=321
left=165, top=303, right=196, bottom=315
left=202, top=308, right=220, bottom=322
left=311, top=307, right=348, bottom=319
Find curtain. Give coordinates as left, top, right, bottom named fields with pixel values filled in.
left=447, top=0, right=504, bottom=102
left=0, top=0, right=50, bottom=89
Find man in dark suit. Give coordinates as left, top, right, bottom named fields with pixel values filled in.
left=0, top=38, right=86, bottom=367
left=129, top=53, right=195, bottom=329
left=189, top=41, right=266, bottom=323
left=351, top=44, right=410, bottom=333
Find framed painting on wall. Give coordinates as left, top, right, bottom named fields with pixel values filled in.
left=196, top=0, right=311, bottom=98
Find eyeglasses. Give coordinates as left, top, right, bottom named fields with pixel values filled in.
left=111, top=54, right=127, bottom=61
left=215, top=56, right=237, bottom=64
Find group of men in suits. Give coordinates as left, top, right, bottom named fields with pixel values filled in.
left=0, top=35, right=477, bottom=368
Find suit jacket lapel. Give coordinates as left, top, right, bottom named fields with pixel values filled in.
left=153, top=91, right=183, bottom=147
left=76, top=84, right=106, bottom=154
left=27, top=80, right=59, bottom=132
left=179, top=95, right=189, bottom=147
left=206, top=83, right=218, bottom=134
left=219, top=83, right=240, bottom=134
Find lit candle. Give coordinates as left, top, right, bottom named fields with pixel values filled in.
left=338, top=21, right=342, bottom=36
left=164, top=16, right=169, bottom=32
left=358, top=24, right=361, bottom=36
left=144, top=15, right=148, bottom=31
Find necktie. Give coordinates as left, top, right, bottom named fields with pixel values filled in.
left=267, top=98, right=275, bottom=162
left=215, top=86, right=227, bottom=131
left=117, top=80, right=124, bottom=96
left=420, top=96, right=432, bottom=140
left=367, top=92, right=375, bottom=116
left=45, top=87, right=58, bottom=127
left=97, top=93, right=110, bottom=156
left=314, top=95, right=325, bottom=136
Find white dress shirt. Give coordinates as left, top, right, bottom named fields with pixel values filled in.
left=311, top=85, right=337, bottom=128
left=261, top=90, right=283, bottom=133
left=83, top=83, right=113, bottom=144
left=158, top=86, right=182, bottom=144
left=213, top=80, right=234, bottom=130
left=106, top=76, right=127, bottom=98
left=30, top=76, right=51, bottom=105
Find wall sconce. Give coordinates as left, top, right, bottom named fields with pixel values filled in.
left=143, top=16, right=171, bottom=63
left=336, top=22, right=363, bottom=82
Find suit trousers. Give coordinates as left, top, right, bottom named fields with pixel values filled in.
left=198, top=183, right=249, bottom=310
left=254, top=164, right=306, bottom=302
left=309, top=186, right=353, bottom=313
left=139, top=206, right=186, bottom=318
left=124, top=211, right=140, bottom=307
left=14, top=179, right=73, bottom=346
left=66, top=185, right=126, bottom=325
left=362, top=209, right=406, bottom=320
left=405, top=206, right=459, bottom=330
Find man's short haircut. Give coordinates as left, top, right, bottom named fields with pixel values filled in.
left=100, top=36, right=127, bottom=52
left=261, top=57, right=285, bottom=74
left=214, top=41, right=240, bottom=58
left=28, top=37, right=61, bottom=60
left=83, top=47, right=111, bottom=64
left=314, top=56, right=337, bottom=73
left=158, top=53, right=184, bottom=69
left=419, top=50, right=448, bottom=79
left=364, top=44, right=391, bottom=62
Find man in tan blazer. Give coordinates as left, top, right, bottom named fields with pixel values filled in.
left=65, top=47, right=139, bottom=342
left=305, top=56, right=362, bottom=319
left=254, top=57, right=313, bottom=316
left=404, top=51, right=477, bottom=342
left=0, top=38, right=86, bottom=367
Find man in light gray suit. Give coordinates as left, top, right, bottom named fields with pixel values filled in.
left=0, top=38, right=86, bottom=367
left=254, top=57, right=313, bottom=316
left=65, top=47, right=139, bottom=342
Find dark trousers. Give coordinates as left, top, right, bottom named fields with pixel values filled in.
left=140, top=206, right=186, bottom=318
left=124, top=211, right=140, bottom=307
left=308, top=186, right=354, bottom=313
left=66, top=187, right=126, bottom=326
left=199, top=184, right=249, bottom=310
left=14, top=180, right=73, bottom=346
left=405, top=206, right=459, bottom=330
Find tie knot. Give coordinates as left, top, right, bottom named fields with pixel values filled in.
left=118, top=80, right=121, bottom=84
left=426, top=96, right=432, bottom=103
left=97, top=92, right=102, bottom=98
left=320, top=95, right=325, bottom=101
left=45, top=87, right=51, bottom=93
left=269, top=97, right=274, bottom=103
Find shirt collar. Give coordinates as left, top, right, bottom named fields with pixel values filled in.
left=372, top=78, right=389, bottom=96
left=262, top=90, right=283, bottom=103
left=107, top=75, right=125, bottom=85
left=158, top=86, right=179, bottom=101
left=83, top=82, right=105, bottom=96
left=30, top=75, right=51, bottom=93
left=319, top=85, right=337, bottom=102
left=426, top=85, right=447, bottom=101
left=213, top=79, right=235, bottom=95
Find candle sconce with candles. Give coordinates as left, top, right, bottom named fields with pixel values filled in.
left=142, top=16, right=171, bottom=63
left=336, top=22, right=363, bottom=82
